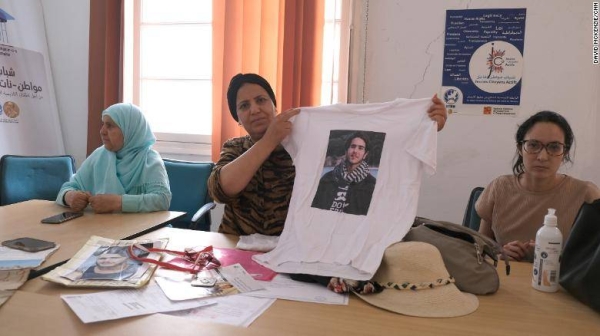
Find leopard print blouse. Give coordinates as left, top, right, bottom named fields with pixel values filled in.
left=208, top=136, right=295, bottom=236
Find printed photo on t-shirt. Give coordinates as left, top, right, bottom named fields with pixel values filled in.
left=311, top=129, right=386, bottom=216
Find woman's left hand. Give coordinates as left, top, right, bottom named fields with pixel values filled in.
left=88, top=194, right=122, bottom=213
left=502, top=240, right=534, bottom=261
left=428, top=94, right=447, bottom=132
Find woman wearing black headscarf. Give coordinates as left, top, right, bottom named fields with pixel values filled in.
left=208, top=73, right=300, bottom=236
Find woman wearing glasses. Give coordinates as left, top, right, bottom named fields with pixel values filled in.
left=476, top=111, right=600, bottom=261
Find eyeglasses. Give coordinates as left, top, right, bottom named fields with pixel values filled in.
left=520, top=140, right=566, bottom=156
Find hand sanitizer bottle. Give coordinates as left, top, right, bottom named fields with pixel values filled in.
left=532, top=208, right=563, bottom=292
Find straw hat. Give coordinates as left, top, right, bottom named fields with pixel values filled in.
left=355, top=242, right=479, bottom=317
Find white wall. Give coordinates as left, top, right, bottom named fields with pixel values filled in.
left=41, top=0, right=89, bottom=168
left=350, top=0, right=600, bottom=223
left=43, top=0, right=599, bottom=226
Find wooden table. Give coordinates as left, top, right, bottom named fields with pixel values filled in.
left=0, top=200, right=185, bottom=277
left=3, top=227, right=600, bottom=335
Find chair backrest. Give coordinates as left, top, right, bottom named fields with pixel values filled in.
left=163, top=158, right=214, bottom=231
left=0, top=155, right=76, bottom=206
left=462, top=186, right=484, bottom=231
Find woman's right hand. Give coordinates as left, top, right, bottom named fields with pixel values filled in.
left=217, top=108, right=300, bottom=198
left=428, top=94, right=447, bottom=132
left=262, top=108, right=300, bottom=148
left=65, top=190, right=91, bottom=212
left=502, top=240, right=534, bottom=261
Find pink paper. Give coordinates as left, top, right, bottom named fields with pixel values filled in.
left=213, top=247, right=277, bottom=281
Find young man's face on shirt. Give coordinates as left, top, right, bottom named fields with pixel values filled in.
left=345, top=137, right=368, bottom=171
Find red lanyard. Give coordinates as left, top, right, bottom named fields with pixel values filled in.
left=128, top=244, right=221, bottom=274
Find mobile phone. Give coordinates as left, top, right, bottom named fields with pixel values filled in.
left=41, top=212, right=84, bottom=224
left=2, top=237, right=56, bottom=252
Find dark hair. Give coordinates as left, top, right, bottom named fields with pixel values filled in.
left=345, top=131, right=371, bottom=153
left=94, top=246, right=129, bottom=257
left=93, top=244, right=151, bottom=259
left=226, top=73, right=277, bottom=122
left=512, top=110, right=574, bottom=175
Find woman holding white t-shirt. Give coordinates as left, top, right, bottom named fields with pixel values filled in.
left=208, top=73, right=449, bottom=239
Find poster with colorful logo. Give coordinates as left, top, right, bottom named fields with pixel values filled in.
left=0, top=0, right=64, bottom=156
left=440, top=8, right=527, bottom=116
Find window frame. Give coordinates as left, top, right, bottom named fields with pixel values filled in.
left=124, top=0, right=213, bottom=158
left=124, top=0, right=351, bottom=159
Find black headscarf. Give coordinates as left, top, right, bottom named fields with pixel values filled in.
left=226, top=73, right=277, bottom=122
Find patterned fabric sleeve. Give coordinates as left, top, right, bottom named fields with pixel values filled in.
left=208, top=138, right=245, bottom=204
left=209, top=136, right=295, bottom=236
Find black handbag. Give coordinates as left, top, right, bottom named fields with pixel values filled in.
left=559, top=199, right=600, bottom=312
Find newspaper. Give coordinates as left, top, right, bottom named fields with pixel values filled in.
left=41, top=236, right=167, bottom=288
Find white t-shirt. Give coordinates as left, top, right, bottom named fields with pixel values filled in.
left=254, top=98, right=437, bottom=280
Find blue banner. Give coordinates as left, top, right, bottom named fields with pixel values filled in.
left=441, top=8, right=527, bottom=116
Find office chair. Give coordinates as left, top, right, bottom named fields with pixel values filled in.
left=163, top=158, right=215, bottom=231
left=0, top=155, right=76, bottom=205
left=462, top=186, right=484, bottom=231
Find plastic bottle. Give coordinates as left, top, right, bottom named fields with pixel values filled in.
left=532, top=208, right=563, bottom=292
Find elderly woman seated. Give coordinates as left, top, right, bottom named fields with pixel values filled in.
left=56, top=103, right=171, bottom=213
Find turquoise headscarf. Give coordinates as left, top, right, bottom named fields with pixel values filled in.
left=68, top=103, right=166, bottom=194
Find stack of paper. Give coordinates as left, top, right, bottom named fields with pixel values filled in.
left=56, top=240, right=349, bottom=327
left=62, top=282, right=215, bottom=323
left=0, top=243, right=60, bottom=306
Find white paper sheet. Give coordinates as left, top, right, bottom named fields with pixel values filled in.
left=155, top=264, right=264, bottom=301
left=214, top=264, right=265, bottom=293
left=166, top=294, right=275, bottom=327
left=61, top=282, right=215, bottom=323
left=242, top=274, right=348, bottom=305
left=0, top=245, right=60, bottom=269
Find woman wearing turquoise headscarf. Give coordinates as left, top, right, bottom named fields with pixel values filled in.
left=56, top=103, right=171, bottom=213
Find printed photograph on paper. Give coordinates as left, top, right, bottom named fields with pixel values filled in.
left=65, top=244, right=153, bottom=281
left=41, top=236, right=167, bottom=288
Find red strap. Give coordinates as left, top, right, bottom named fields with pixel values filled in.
left=127, top=245, right=221, bottom=274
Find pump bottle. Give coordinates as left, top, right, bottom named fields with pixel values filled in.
left=532, top=208, right=563, bottom=292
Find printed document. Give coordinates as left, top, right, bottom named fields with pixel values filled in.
left=154, top=264, right=264, bottom=301
left=166, top=294, right=275, bottom=327
left=242, top=274, right=348, bottom=305
left=61, top=282, right=214, bottom=323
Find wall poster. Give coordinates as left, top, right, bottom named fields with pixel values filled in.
left=441, top=8, right=527, bottom=116
left=0, top=0, right=64, bottom=156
